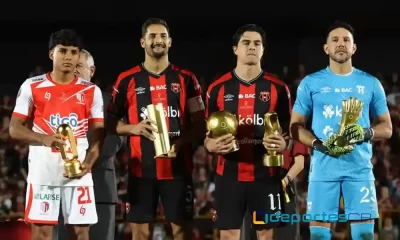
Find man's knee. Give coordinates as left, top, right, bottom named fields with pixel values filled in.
left=68, top=224, right=90, bottom=238
left=171, top=221, right=192, bottom=240
left=130, top=223, right=150, bottom=239
left=350, top=221, right=374, bottom=240
left=309, top=222, right=332, bottom=240
left=32, top=224, right=54, bottom=240
left=220, top=229, right=240, bottom=240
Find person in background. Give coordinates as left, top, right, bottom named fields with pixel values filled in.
left=54, top=49, right=122, bottom=240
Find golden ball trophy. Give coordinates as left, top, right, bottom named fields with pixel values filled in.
left=336, top=97, right=364, bottom=147
left=263, top=112, right=284, bottom=167
left=147, top=103, right=176, bottom=158
left=206, top=111, right=239, bottom=152
left=56, top=124, right=81, bottom=178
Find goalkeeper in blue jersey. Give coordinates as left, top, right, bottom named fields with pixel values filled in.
left=290, top=21, right=392, bottom=240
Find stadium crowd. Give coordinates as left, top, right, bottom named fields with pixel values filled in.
left=0, top=63, right=398, bottom=240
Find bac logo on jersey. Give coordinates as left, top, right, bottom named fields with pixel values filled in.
left=259, top=91, right=270, bottom=102
left=171, top=83, right=181, bottom=93
left=49, top=113, right=79, bottom=128
left=238, top=94, right=255, bottom=99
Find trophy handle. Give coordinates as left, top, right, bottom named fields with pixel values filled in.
left=264, top=112, right=281, bottom=136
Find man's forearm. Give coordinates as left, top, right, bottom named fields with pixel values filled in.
left=286, top=155, right=304, bottom=180
left=9, top=123, right=44, bottom=145
left=107, top=117, right=133, bottom=136
left=85, top=127, right=104, bottom=167
left=290, top=123, right=316, bottom=148
left=371, top=122, right=392, bottom=141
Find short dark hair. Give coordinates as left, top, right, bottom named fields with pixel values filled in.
left=232, top=24, right=266, bottom=47
left=326, top=20, right=355, bottom=40
left=141, top=18, right=170, bottom=37
left=48, top=29, right=83, bottom=50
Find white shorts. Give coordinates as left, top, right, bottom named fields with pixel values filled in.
left=24, top=183, right=98, bottom=225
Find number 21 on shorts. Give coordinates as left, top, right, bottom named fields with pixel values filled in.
left=77, top=186, right=92, bottom=204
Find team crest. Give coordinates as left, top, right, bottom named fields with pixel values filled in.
left=171, top=83, right=181, bottom=93
left=259, top=91, right=270, bottom=102
left=125, top=202, right=130, bottom=213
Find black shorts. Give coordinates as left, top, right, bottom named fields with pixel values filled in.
left=213, top=175, right=286, bottom=230
left=126, top=176, right=193, bottom=223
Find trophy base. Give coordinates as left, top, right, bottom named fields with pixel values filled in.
left=64, top=160, right=82, bottom=178
left=230, top=140, right=240, bottom=152
left=263, top=154, right=284, bottom=167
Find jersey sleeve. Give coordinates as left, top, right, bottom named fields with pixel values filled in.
left=12, top=80, right=34, bottom=119
left=292, top=77, right=312, bottom=118
left=89, top=86, right=104, bottom=123
left=275, top=83, right=292, bottom=132
left=205, top=84, right=220, bottom=118
left=370, top=78, right=389, bottom=117
left=107, top=74, right=130, bottom=119
left=185, top=72, right=205, bottom=113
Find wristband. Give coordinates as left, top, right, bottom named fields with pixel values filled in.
left=363, top=128, right=374, bottom=141
left=312, top=139, right=327, bottom=153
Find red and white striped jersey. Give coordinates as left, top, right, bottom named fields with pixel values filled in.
left=12, top=73, right=104, bottom=186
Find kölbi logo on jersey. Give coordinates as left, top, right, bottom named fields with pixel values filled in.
left=141, top=106, right=180, bottom=120
left=50, top=113, right=79, bottom=128
left=238, top=114, right=264, bottom=126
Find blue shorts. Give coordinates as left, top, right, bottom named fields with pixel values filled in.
left=307, top=181, right=379, bottom=221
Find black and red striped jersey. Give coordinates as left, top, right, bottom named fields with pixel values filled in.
left=108, top=64, right=204, bottom=180
left=206, top=70, right=292, bottom=182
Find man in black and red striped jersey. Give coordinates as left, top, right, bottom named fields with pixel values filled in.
left=107, top=18, right=205, bottom=240
left=204, top=24, right=292, bottom=240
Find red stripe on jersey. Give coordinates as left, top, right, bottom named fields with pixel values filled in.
left=109, top=66, right=141, bottom=111
left=178, top=74, right=186, bottom=126
left=265, top=73, right=292, bottom=116
left=205, top=72, right=232, bottom=118
left=237, top=84, right=256, bottom=181
left=150, top=75, right=173, bottom=179
left=216, top=85, right=226, bottom=176
left=127, top=79, right=142, bottom=177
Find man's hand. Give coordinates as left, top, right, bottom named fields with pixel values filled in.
left=130, top=119, right=157, bottom=141
left=41, top=134, right=66, bottom=148
left=204, top=131, right=235, bottom=154
left=339, top=124, right=371, bottom=145
left=263, top=134, right=287, bottom=152
left=325, top=134, right=354, bottom=157
left=64, top=163, right=91, bottom=179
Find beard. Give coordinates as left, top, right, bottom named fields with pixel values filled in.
left=329, top=51, right=352, bottom=64
left=145, top=44, right=168, bottom=59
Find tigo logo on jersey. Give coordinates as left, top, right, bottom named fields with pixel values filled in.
left=50, top=113, right=79, bottom=127
left=239, top=114, right=264, bottom=126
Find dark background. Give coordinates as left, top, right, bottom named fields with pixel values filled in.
left=2, top=6, right=400, bottom=95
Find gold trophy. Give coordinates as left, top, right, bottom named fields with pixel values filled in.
left=263, top=112, right=284, bottom=167
left=147, top=103, right=176, bottom=158
left=336, top=97, right=364, bottom=147
left=207, top=111, right=239, bottom=152
left=56, top=124, right=82, bottom=178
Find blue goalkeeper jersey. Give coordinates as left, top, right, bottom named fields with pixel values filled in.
left=292, top=67, right=388, bottom=181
